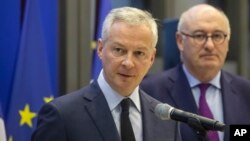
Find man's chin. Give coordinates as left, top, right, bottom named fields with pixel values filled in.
left=200, top=63, right=219, bottom=70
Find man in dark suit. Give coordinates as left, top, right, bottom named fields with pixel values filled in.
left=32, top=7, right=180, bottom=141
left=141, top=4, right=250, bottom=141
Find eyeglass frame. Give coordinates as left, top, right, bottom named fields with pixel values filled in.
left=180, top=31, right=228, bottom=45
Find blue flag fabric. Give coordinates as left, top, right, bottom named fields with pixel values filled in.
left=91, top=0, right=112, bottom=80
left=0, top=104, right=7, bottom=141
left=162, top=19, right=180, bottom=70
left=0, top=0, right=21, bottom=118
left=5, top=0, right=58, bottom=141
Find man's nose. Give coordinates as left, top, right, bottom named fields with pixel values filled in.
left=121, top=53, right=135, bottom=69
left=204, top=37, right=215, bottom=50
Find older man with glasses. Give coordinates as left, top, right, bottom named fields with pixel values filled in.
left=141, top=4, right=250, bottom=141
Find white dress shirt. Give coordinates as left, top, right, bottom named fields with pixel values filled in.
left=97, top=69, right=143, bottom=141
left=182, top=65, right=224, bottom=141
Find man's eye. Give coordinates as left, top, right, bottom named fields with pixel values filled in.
left=212, top=33, right=223, bottom=39
left=112, top=47, right=125, bottom=56
left=134, top=51, right=147, bottom=60
left=134, top=51, right=145, bottom=56
left=193, top=34, right=206, bottom=40
left=114, top=48, right=122, bottom=52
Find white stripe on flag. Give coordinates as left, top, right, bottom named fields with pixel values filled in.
left=0, top=117, right=7, bottom=141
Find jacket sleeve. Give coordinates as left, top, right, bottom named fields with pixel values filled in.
left=31, top=102, right=67, bottom=141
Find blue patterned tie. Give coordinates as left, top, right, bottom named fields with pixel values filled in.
left=198, top=84, right=219, bottom=141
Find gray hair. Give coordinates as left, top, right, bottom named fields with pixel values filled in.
left=101, top=7, right=158, bottom=47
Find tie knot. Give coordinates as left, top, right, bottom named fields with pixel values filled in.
left=121, top=98, right=131, bottom=113
left=199, top=83, right=210, bottom=95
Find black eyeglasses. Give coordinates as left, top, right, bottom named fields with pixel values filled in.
left=180, top=31, right=228, bottom=45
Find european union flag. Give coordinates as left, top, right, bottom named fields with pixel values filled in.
left=5, top=0, right=58, bottom=141
left=0, top=104, right=7, bottom=141
left=91, top=0, right=112, bottom=80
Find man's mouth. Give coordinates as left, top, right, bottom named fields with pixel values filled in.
left=118, top=73, right=134, bottom=78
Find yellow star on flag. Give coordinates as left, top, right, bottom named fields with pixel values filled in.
left=43, top=96, right=54, bottom=103
left=91, top=41, right=96, bottom=49
left=19, top=104, right=37, bottom=128
left=8, top=136, right=13, bottom=141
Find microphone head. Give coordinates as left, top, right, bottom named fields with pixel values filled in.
left=154, top=103, right=173, bottom=120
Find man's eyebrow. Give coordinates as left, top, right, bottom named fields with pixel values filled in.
left=192, top=30, right=206, bottom=34
left=136, top=47, right=150, bottom=51
left=112, top=42, right=125, bottom=47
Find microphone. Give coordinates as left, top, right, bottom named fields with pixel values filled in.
left=155, top=103, right=225, bottom=131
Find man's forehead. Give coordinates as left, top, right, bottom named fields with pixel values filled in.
left=182, top=7, right=227, bottom=28
left=187, top=6, right=222, bottom=19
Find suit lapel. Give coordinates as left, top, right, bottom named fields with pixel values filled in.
left=220, top=72, right=238, bottom=141
left=221, top=71, right=239, bottom=122
left=140, top=92, right=156, bottom=141
left=140, top=91, right=179, bottom=141
left=84, top=82, right=120, bottom=141
left=169, top=66, right=198, bottom=113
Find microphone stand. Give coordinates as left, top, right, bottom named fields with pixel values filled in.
left=187, top=117, right=208, bottom=141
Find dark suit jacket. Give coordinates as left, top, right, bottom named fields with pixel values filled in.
left=141, top=64, right=250, bottom=141
left=32, top=81, right=180, bottom=141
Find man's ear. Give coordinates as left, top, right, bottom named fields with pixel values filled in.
left=176, top=32, right=184, bottom=51
left=150, top=48, right=156, bottom=67
left=97, top=39, right=104, bottom=59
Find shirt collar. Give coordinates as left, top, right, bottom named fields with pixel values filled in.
left=182, top=64, right=221, bottom=89
left=97, top=69, right=141, bottom=112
